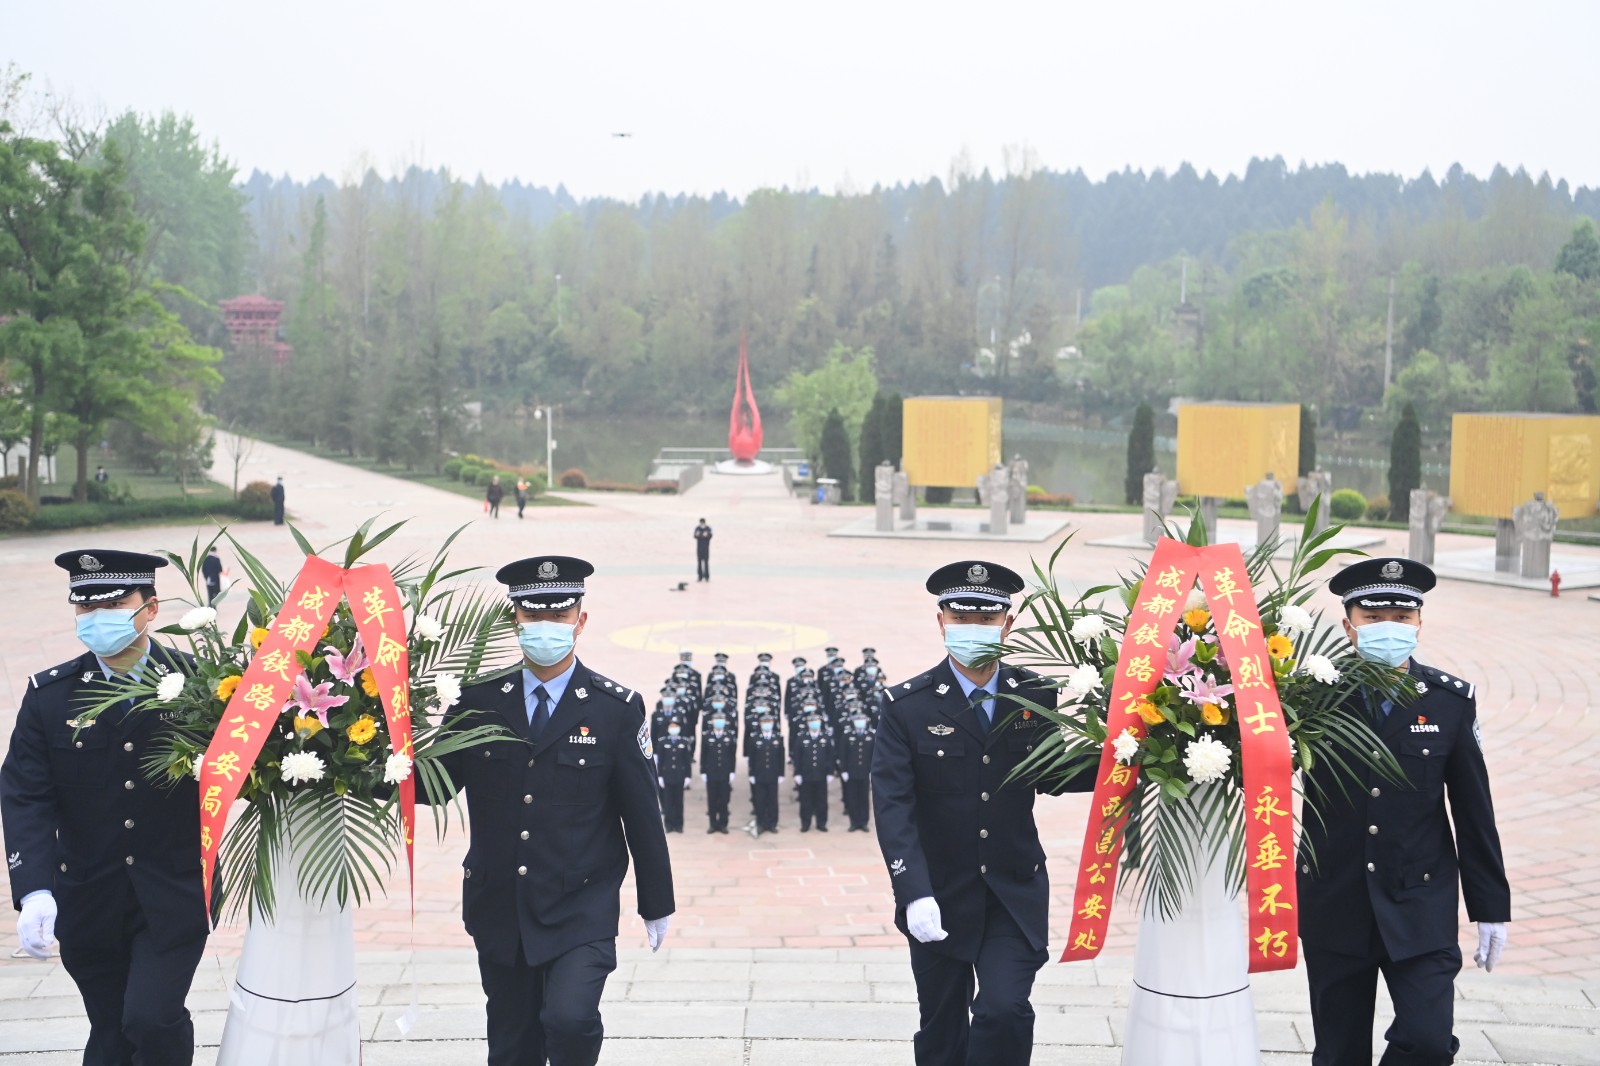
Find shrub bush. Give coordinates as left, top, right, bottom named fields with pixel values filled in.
left=0, top=474, right=19, bottom=490
left=1029, top=492, right=1076, bottom=509
left=1026, top=484, right=1047, bottom=498
left=1329, top=488, right=1368, bottom=521
left=461, top=454, right=483, bottom=467
left=559, top=468, right=588, bottom=489
left=0, top=489, right=38, bottom=531
left=1366, top=495, right=1391, bottom=522
left=25, top=497, right=254, bottom=531
left=442, top=459, right=465, bottom=481
left=238, top=481, right=276, bottom=520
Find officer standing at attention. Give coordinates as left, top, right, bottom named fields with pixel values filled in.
left=747, top=713, right=785, bottom=835
left=201, top=545, right=224, bottom=605
left=426, top=555, right=674, bottom=1066
left=792, top=713, right=836, bottom=832
left=840, top=707, right=875, bottom=831
left=699, top=709, right=738, bottom=834
left=655, top=720, right=693, bottom=833
left=693, top=517, right=713, bottom=581
left=1302, top=558, right=1511, bottom=1066
left=269, top=476, right=286, bottom=525
left=873, top=560, right=1092, bottom=1066
left=2, top=550, right=209, bottom=1065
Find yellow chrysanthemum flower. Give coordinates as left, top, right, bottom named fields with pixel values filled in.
left=294, top=715, right=324, bottom=739
left=1266, top=634, right=1295, bottom=661
left=214, top=675, right=243, bottom=701
left=346, top=715, right=378, bottom=745
left=1183, top=608, right=1211, bottom=632
left=360, top=670, right=380, bottom=698
left=250, top=627, right=270, bottom=650
left=1134, top=700, right=1165, bottom=726
left=1201, top=704, right=1230, bottom=727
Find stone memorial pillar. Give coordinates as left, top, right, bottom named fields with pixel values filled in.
left=1296, top=471, right=1333, bottom=534
left=1008, top=454, right=1029, bottom=525
left=874, top=462, right=895, bottom=532
left=1407, top=489, right=1451, bottom=566
left=898, top=473, right=917, bottom=522
left=1142, top=471, right=1178, bottom=545
left=1512, top=492, right=1559, bottom=580
left=986, top=465, right=1010, bottom=536
left=1245, top=473, right=1283, bottom=546
left=1198, top=497, right=1221, bottom=542
left=1493, top=519, right=1518, bottom=574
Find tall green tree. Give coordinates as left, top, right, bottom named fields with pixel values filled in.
left=820, top=407, right=852, bottom=500
left=1555, top=218, right=1600, bottom=282
left=1124, top=402, right=1155, bottom=505
left=857, top=392, right=887, bottom=502
left=1388, top=402, right=1422, bottom=508
left=772, top=342, right=877, bottom=461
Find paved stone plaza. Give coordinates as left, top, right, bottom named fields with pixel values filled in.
left=1, top=436, right=1597, bottom=1062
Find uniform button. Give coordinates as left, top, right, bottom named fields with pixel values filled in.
left=124, top=780, right=135, bottom=790
left=1366, top=862, right=1375, bottom=872
left=1301, top=864, right=1310, bottom=874
left=517, top=865, right=527, bottom=876
left=1368, top=825, right=1379, bottom=835
left=483, top=750, right=492, bottom=758
left=124, top=819, right=135, bottom=829
left=1370, top=787, right=1381, bottom=798
left=578, top=758, right=586, bottom=766
left=523, top=794, right=533, bottom=804
left=982, top=755, right=991, bottom=765
left=75, top=741, right=83, bottom=748
left=520, top=831, right=529, bottom=840
left=123, top=742, right=134, bottom=752
left=936, top=750, right=944, bottom=758
left=980, top=865, right=987, bottom=874
left=1422, top=873, right=1431, bottom=883
left=1421, top=749, right=1429, bottom=757
left=1371, top=749, right=1380, bottom=758
left=528, top=759, right=536, bottom=767
left=465, top=869, right=472, bottom=878
left=124, top=856, right=134, bottom=865
left=981, top=792, right=990, bottom=802
left=60, top=863, right=67, bottom=872
left=979, top=829, right=989, bottom=839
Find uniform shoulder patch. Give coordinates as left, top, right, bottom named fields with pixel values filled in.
left=637, top=720, right=653, bottom=759
left=589, top=673, right=635, bottom=704
left=884, top=673, right=935, bottom=703
left=31, top=658, right=84, bottom=689
left=1416, top=664, right=1475, bottom=701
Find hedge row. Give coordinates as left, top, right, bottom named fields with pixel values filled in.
left=0, top=488, right=271, bottom=533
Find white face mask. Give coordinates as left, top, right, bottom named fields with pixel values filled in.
left=667, top=726, right=681, bottom=737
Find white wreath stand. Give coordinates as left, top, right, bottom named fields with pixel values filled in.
left=1120, top=793, right=1261, bottom=1066
left=216, top=833, right=361, bottom=1066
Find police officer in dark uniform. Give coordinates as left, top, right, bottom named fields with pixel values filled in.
left=792, top=712, right=836, bottom=832
left=699, top=709, right=738, bottom=834
left=748, top=651, right=776, bottom=690
left=2, top=550, right=209, bottom=1066
left=1301, top=558, right=1511, bottom=1066
left=425, top=555, right=675, bottom=1066
left=706, top=651, right=738, bottom=705
left=674, top=651, right=703, bottom=704
left=747, top=713, right=785, bottom=835
left=840, top=706, right=875, bottom=831
left=873, top=560, right=1093, bottom=1066
left=784, top=656, right=811, bottom=720
left=654, top=720, right=693, bottom=833
left=650, top=687, right=682, bottom=752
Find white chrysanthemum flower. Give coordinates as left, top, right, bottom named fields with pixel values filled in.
left=156, top=673, right=186, bottom=703
left=1278, top=604, right=1314, bottom=637
left=1112, top=728, right=1141, bottom=765
left=1300, top=654, right=1340, bottom=685
left=1070, top=614, right=1108, bottom=644
left=432, top=672, right=463, bottom=710
left=1183, top=734, right=1233, bottom=783
left=192, top=753, right=206, bottom=780
left=179, top=606, right=217, bottom=632
left=1185, top=587, right=1208, bottom=613
left=1063, top=664, right=1103, bottom=701
left=413, top=613, right=444, bottom=642
left=280, top=751, right=326, bottom=787
left=384, top=753, right=414, bottom=784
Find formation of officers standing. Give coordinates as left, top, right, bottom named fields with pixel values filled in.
left=649, top=646, right=885, bottom=836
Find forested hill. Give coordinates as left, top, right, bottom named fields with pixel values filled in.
left=242, top=157, right=1600, bottom=291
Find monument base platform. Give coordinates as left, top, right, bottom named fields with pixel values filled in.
left=828, top=510, right=1071, bottom=543
left=712, top=459, right=775, bottom=475
left=1423, top=549, right=1600, bottom=592
left=1087, top=521, right=1384, bottom=559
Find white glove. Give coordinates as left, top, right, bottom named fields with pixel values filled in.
left=657, top=777, right=665, bottom=788
left=795, top=774, right=803, bottom=785
left=701, top=773, right=707, bottom=782
left=17, top=891, right=57, bottom=960
left=1474, top=922, right=1507, bottom=972
left=777, top=776, right=784, bottom=785
left=645, top=914, right=671, bottom=952
left=842, top=771, right=850, bottom=781
left=906, top=896, right=947, bottom=944
left=728, top=773, right=735, bottom=784
left=826, top=774, right=834, bottom=782
left=682, top=780, right=690, bottom=789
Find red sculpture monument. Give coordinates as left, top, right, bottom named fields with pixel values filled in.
left=220, top=295, right=293, bottom=365
left=728, top=332, right=763, bottom=463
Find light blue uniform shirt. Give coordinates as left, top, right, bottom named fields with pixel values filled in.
left=948, top=658, right=997, bottom=726
left=523, top=660, right=577, bottom=724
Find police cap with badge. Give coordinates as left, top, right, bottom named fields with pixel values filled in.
left=1329, top=557, right=1435, bottom=611
left=926, top=559, right=1026, bottom=612
left=54, top=549, right=168, bottom=604
left=495, top=555, right=593, bottom=611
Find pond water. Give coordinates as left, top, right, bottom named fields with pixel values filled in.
left=466, top=412, right=1447, bottom=505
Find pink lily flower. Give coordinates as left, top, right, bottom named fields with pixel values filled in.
left=1165, top=634, right=1201, bottom=682
left=323, top=638, right=369, bottom=686
left=1179, top=672, right=1235, bottom=708
left=285, top=673, right=351, bottom=729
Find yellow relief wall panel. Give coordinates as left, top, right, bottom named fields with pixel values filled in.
left=1175, top=403, right=1300, bottom=498
left=901, top=396, right=1003, bottom=487
left=1449, top=413, right=1600, bottom=518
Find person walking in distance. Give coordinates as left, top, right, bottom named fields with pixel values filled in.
left=269, top=477, right=285, bottom=525
left=515, top=476, right=530, bottom=519
left=693, top=518, right=712, bottom=582
left=201, top=546, right=224, bottom=605
left=486, top=476, right=504, bottom=519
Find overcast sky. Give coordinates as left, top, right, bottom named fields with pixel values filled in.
left=7, top=0, right=1598, bottom=199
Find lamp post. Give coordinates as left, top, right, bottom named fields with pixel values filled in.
left=533, top=405, right=556, bottom=481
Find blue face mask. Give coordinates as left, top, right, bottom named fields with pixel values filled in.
left=1354, top=621, right=1419, bottom=668
left=808, top=722, right=822, bottom=734
left=76, top=604, right=151, bottom=658
left=943, top=623, right=1003, bottom=668
left=853, top=718, right=869, bottom=732
left=711, top=719, right=726, bottom=731
left=518, top=621, right=576, bottom=667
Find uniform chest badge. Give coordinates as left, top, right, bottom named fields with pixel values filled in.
left=501, top=682, right=515, bottom=694
left=935, top=684, right=950, bottom=695
left=576, top=688, right=587, bottom=699
left=81, top=672, right=94, bottom=683
left=928, top=724, right=954, bottom=736
left=67, top=717, right=93, bottom=729
left=1416, top=681, right=1428, bottom=694
left=569, top=730, right=597, bottom=745
left=1006, top=677, right=1019, bottom=689
left=1409, top=715, right=1440, bottom=733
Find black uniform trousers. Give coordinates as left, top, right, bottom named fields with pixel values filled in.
left=752, top=778, right=779, bottom=831
left=479, top=939, right=617, bottom=1066
left=1305, top=928, right=1462, bottom=1066
left=59, top=887, right=207, bottom=1066
left=843, top=774, right=870, bottom=829
left=696, top=546, right=710, bottom=581
left=658, top=778, right=686, bottom=831
left=907, top=889, right=1046, bottom=1066
left=705, top=774, right=731, bottom=830
left=798, top=776, right=828, bottom=830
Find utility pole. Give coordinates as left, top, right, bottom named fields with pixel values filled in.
left=1383, top=274, right=1397, bottom=389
